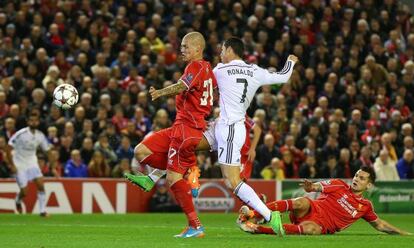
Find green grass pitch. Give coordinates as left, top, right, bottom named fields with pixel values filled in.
left=0, top=213, right=413, bottom=248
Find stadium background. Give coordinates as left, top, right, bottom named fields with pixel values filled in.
left=0, top=0, right=413, bottom=246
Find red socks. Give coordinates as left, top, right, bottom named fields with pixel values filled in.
left=252, top=200, right=293, bottom=218
left=267, top=200, right=293, bottom=212
left=256, top=224, right=303, bottom=235
left=283, top=224, right=303, bottom=234
left=170, top=179, right=201, bottom=228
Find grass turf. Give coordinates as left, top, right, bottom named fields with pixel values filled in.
left=0, top=213, right=413, bottom=248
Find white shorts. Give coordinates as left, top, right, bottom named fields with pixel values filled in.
left=215, top=120, right=246, bottom=166
left=203, top=120, right=218, bottom=151
left=16, top=167, right=43, bottom=188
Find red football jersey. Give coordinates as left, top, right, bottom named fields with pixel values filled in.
left=315, top=179, right=378, bottom=233
left=175, top=60, right=216, bottom=129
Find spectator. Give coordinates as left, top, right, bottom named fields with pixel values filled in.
left=94, top=132, right=118, bottom=165
left=0, top=117, right=16, bottom=142
left=140, top=27, right=165, bottom=54
left=116, top=136, right=134, bottom=162
left=48, top=149, right=63, bottom=177
left=80, top=137, right=95, bottom=165
left=396, top=149, right=414, bottom=179
left=255, top=134, right=279, bottom=177
left=149, top=179, right=180, bottom=213
left=112, top=158, right=131, bottom=178
left=374, top=149, right=400, bottom=181
left=319, top=155, right=344, bottom=178
left=88, top=150, right=111, bottom=178
left=0, top=136, right=11, bottom=178
left=260, top=158, right=285, bottom=180
left=299, top=155, right=318, bottom=179
left=280, top=149, right=299, bottom=179
left=0, top=91, right=9, bottom=118
left=64, top=149, right=88, bottom=178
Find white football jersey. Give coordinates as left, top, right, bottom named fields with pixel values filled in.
left=8, top=127, right=50, bottom=171
left=213, top=59, right=295, bottom=124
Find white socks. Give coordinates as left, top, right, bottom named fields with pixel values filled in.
left=148, top=169, right=166, bottom=182
left=38, top=191, right=46, bottom=213
left=234, top=182, right=271, bottom=221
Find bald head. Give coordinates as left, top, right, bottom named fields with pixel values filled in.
left=181, top=32, right=205, bottom=62
left=183, top=32, right=206, bottom=50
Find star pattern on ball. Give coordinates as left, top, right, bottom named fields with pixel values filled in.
left=70, top=87, right=78, bottom=98
left=58, top=85, right=68, bottom=104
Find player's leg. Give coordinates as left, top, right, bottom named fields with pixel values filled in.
left=33, top=176, right=48, bottom=217
left=128, top=128, right=214, bottom=193
left=242, top=197, right=311, bottom=221
left=240, top=220, right=320, bottom=235
left=15, top=187, right=27, bottom=214
left=237, top=197, right=311, bottom=226
left=15, top=169, right=29, bottom=214
left=216, top=121, right=283, bottom=234
left=168, top=124, right=204, bottom=238
left=125, top=129, right=171, bottom=191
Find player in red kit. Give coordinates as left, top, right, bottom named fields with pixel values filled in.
left=126, top=114, right=261, bottom=194
left=240, top=116, right=261, bottom=180
left=238, top=166, right=411, bottom=236
left=125, top=32, right=216, bottom=238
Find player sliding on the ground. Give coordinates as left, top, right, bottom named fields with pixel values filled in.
left=237, top=166, right=412, bottom=236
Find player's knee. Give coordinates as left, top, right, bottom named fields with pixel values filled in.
left=166, top=171, right=182, bottom=186
left=20, top=189, right=27, bottom=197
left=302, top=224, right=320, bottom=235
left=134, top=144, right=152, bottom=161
left=37, top=185, right=45, bottom=192
left=224, top=176, right=242, bottom=190
left=293, top=197, right=309, bottom=211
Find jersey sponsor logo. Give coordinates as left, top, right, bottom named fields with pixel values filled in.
left=337, top=194, right=358, bottom=218
left=193, top=182, right=235, bottom=213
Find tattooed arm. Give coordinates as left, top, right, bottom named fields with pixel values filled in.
left=149, top=81, right=187, bottom=101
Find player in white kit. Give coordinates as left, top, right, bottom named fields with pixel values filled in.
left=214, top=37, right=298, bottom=234
left=5, top=113, right=51, bottom=216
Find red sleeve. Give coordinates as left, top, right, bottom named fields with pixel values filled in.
left=320, top=179, right=349, bottom=193
left=244, top=116, right=255, bottom=130
left=362, top=202, right=379, bottom=222
left=180, top=61, right=203, bottom=89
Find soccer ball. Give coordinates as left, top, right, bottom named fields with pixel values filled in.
left=53, top=84, right=79, bottom=110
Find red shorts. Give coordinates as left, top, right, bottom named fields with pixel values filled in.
left=289, top=197, right=330, bottom=234
left=142, top=123, right=203, bottom=175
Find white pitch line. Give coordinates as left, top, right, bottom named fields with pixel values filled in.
left=0, top=223, right=236, bottom=230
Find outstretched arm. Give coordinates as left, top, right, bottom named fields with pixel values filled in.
left=299, top=179, right=322, bottom=192
left=149, top=81, right=187, bottom=101
left=260, top=55, right=299, bottom=86
left=370, top=218, right=412, bottom=235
